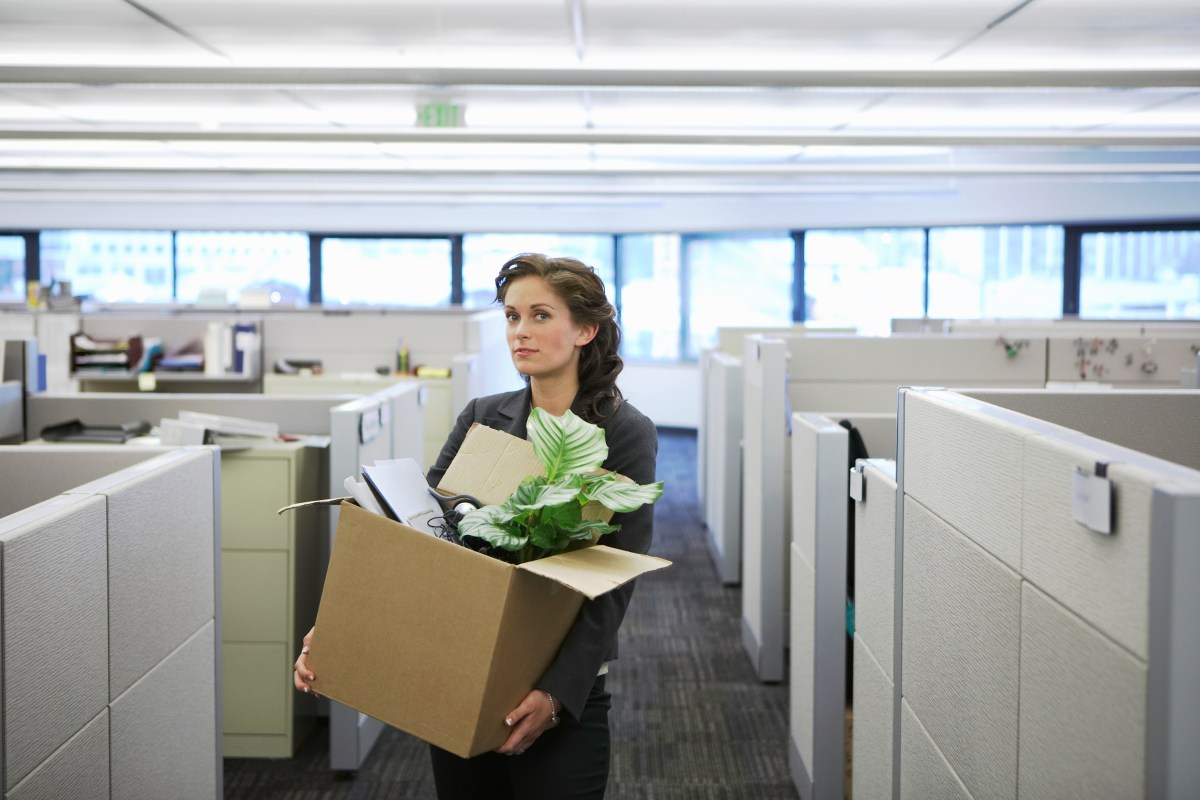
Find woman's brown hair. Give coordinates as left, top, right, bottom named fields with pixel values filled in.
left=495, top=253, right=624, bottom=421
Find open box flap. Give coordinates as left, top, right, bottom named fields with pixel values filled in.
left=515, top=544, right=671, bottom=600
left=436, top=423, right=545, bottom=506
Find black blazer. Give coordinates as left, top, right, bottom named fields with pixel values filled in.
left=426, top=387, right=658, bottom=722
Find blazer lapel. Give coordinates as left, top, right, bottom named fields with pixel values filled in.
left=483, top=387, right=531, bottom=438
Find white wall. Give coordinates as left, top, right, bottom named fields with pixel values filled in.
left=621, top=362, right=700, bottom=429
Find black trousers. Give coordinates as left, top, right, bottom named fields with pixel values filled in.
left=429, top=675, right=611, bottom=800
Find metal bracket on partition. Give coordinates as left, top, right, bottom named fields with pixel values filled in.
left=849, top=463, right=865, bottom=503
left=1071, top=461, right=1113, bottom=535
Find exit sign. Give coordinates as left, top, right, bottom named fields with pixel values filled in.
left=416, top=103, right=465, bottom=128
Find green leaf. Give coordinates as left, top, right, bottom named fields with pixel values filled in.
left=509, top=474, right=584, bottom=511
left=585, top=479, right=664, bottom=513
left=527, top=407, right=608, bottom=480
left=457, top=504, right=527, bottom=551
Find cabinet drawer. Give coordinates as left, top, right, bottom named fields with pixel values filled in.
left=222, top=551, right=289, bottom=642
left=221, top=457, right=291, bottom=550
left=223, top=643, right=288, bottom=735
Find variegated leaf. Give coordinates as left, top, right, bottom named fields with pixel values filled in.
left=527, top=407, right=608, bottom=480
left=456, top=504, right=527, bottom=551
left=585, top=479, right=664, bottom=513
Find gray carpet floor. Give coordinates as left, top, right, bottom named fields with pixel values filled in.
left=223, top=428, right=798, bottom=798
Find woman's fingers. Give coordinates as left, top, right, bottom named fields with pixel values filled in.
left=293, top=631, right=319, bottom=696
left=496, top=690, right=552, bottom=755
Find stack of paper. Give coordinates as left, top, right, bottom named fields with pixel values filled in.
left=159, top=410, right=279, bottom=448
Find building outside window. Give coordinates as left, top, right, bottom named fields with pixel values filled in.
left=1079, top=229, right=1200, bottom=319
left=0, top=235, right=25, bottom=303
left=40, top=230, right=173, bottom=303
left=462, top=234, right=615, bottom=309
left=321, top=237, right=452, bottom=306
left=928, top=225, right=1063, bottom=318
left=176, top=231, right=310, bottom=305
left=804, top=228, right=925, bottom=335
left=685, top=232, right=793, bottom=359
left=618, top=234, right=682, bottom=361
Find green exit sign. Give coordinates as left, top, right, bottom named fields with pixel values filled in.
left=416, top=103, right=465, bottom=128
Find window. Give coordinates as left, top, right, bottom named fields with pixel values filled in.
left=685, top=232, right=793, bottom=359
left=619, top=234, right=682, bottom=361
left=40, top=230, right=173, bottom=303
left=462, top=234, right=615, bottom=309
left=804, top=228, right=925, bottom=335
left=0, top=235, right=25, bottom=303
left=176, top=231, right=310, bottom=305
left=321, top=237, right=452, bottom=306
left=1079, top=229, right=1200, bottom=319
left=928, top=225, right=1064, bottom=318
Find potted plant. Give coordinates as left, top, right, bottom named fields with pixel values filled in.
left=454, top=408, right=664, bottom=564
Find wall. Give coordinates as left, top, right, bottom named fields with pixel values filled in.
left=621, top=362, right=700, bottom=429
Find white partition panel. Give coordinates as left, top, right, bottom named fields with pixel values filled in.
left=26, top=392, right=356, bottom=440
left=703, top=351, right=743, bottom=584
left=0, top=448, right=220, bottom=799
left=741, top=336, right=788, bottom=682
left=0, top=495, right=109, bottom=792
left=851, top=459, right=899, bottom=800
left=894, top=388, right=1200, bottom=800
left=5, top=711, right=109, bottom=800
left=109, top=623, right=217, bottom=800
left=788, top=413, right=850, bottom=800
left=1045, top=334, right=1200, bottom=388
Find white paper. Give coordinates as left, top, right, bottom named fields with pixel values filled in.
left=1071, top=467, right=1113, bottom=535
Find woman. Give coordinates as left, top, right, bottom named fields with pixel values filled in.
left=295, top=253, right=658, bottom=799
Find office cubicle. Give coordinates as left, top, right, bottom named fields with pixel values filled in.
left=0, top=445, right=221, bottom=799
left=698, top=324, right=854, bottom=577
left=741, top=334, right=1047, bottom=684
left=877, top=387, right=1200, bottom=799
left=702, top=350, right=743, bottom=585
left=742, top=330, right=1200, bottom=686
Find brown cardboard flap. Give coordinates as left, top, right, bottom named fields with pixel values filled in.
left=437, top=423, right=545, bottom=506
left=515, top=545, right=671, bottom=600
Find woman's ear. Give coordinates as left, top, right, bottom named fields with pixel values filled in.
left=576, top=323, right=599, bottom=347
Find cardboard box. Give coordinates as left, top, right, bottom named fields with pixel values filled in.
left=305, top=423, right=670, bottom=758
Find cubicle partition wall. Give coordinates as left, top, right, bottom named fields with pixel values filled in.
left=698, top=325, right=855, bottom=575
left=25, top=392, right=358, bottom=441
left=788, top=412, right=895, bottom=800
left=883, top=388, right=1200, bottom=799
left=850, top=458, right=898, bottom=800
left=702, top=351, right=743, bottom=585
left=742, top=334, right=1047, bottom=684
left=0, top=445, right=221, bottom=799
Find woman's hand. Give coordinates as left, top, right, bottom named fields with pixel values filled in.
left=496, top=690, right=559, bottom=756
left=293, top=626, right=319, bottom=697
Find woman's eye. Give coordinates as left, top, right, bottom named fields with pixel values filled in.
left=535, top=312, right=550, bottom=321
left=506, top=313, right=519, bottom=322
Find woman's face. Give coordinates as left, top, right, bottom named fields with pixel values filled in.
left=503, top=276, right=597, bottom=383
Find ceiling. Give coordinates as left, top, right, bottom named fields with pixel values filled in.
left=0, top=0, right=1198, bottom=208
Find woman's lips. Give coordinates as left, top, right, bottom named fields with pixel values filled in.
left=514, top=348, right=536, bottom=357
